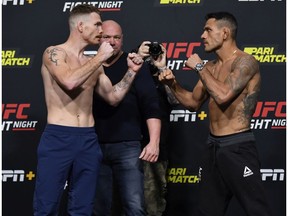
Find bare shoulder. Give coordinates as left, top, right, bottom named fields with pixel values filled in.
left=43, top=45, right=67, bottom=66
left=236, top=51, right=257, bottom=62
left=205, top=59, right=217, bottom=67
left=232, top=51, right=259, bottom=76
left=204, top=59, right=217, bottom=71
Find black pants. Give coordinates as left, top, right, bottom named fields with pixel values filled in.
left=198, top=130, right=272, bottom=216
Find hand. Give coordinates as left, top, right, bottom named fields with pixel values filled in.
left=185, top=53, right=202, bottom=70
left=127, top=53, right=144, bottom=73
left=151, top=44, right=167, bottom=69
left=158, top=69, right=176, bottom=87
left=97, top=41, right=114, bottom=62
left=139, top=142, right=159, bottom=162
left=137, top=41, right=150, bottom=59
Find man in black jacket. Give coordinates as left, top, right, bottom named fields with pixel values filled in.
left=92, top=20, right=162, bottom=216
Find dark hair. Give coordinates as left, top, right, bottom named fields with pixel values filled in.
left=205, top=12, right=238, bottom=39
left=70, top=4, right=100, bottom=18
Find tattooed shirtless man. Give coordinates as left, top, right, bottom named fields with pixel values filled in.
left=33, top=5, right=143, bottom=216
left=158, top=12, right=272, bottom=216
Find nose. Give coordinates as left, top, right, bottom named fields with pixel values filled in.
left=108, top=37, right=116, bottom=45
left=98, top=26, right=103, bottom=34
left=201, top=31, right=206, bottom=39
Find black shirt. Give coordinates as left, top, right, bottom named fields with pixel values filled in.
left=93, top=52, right=161, bottom=143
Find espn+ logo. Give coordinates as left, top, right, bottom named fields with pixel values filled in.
left=2, top=0, right=35, bottom=5
left=2, top=170, right=36, bottom=182
left=170, top=110, right=207, bottom=122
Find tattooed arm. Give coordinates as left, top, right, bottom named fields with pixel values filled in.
left=42, top=42, right=113, bottom=91
left=95, top=53, right=144, bottom=106
left=198, top=55, right=260, bottom=106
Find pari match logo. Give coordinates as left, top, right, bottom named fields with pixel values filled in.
left=2, top=49, right=33, bottom=68
left=63, top=1, right=124, bottom=12
left=2, top=103, right=38, bottom=132
left=167, top=167, right=200, bottom=184
left=243, top=46, right=286, bottom=64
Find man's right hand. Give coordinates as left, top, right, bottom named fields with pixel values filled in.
left=137, top=41, right=150, bottom=59
left=96, top=41, right=114, bottom=62
left=158, top=69, right=176, bottom=87
left=138, top=41, right=167, bottom=69
left=186, top=53, right=203, bottom=71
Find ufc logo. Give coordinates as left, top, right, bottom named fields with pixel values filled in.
left=2, top=103, right=30, bottom=120
left=162, top=42, right=201, bottom=58
left=253, top=101, right=286, bottom=118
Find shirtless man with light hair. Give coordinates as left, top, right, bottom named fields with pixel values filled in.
left=33, top=4, right=143, bottom=216
left=159, top=11, right=271, bottom=216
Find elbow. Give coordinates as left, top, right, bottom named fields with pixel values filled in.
left=55, top=74, right=79, bottom=91
left=215, top=95, right=231, bottom=107
left=214, top=90, right=236, bottom=106
left=109, top=101, right=120, bottom=107
left=187, top=105, right=199, bottom=112
left=62, top=80, right=80, bottom=91
left=66, top=85, right=76, bottom=91
left=184, top=101, right=200, bottom=112
left=106, top=97, right=121, bottom=107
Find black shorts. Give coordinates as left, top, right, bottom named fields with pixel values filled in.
left=198, top=130, right=271, bottom=216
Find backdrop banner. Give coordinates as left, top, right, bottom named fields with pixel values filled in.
left=2, top=0, right=286, bottom=215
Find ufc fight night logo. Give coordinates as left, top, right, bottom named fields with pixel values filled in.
left=251, top=101, right=286, bottom=129
left=2, top=103, right=38, bottom=131
left=162, top=42, right=202, bottom=70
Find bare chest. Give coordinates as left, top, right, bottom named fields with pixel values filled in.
left=67, top=55, right=90, bottom=69
left=211, top=62, right=233, bottom=81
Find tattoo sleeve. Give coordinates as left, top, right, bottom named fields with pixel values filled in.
left=113, top=70, right=135, bottom=92
left=229, top=56, right=258, bottom=95
left=243, top=81, right=260, bottom=119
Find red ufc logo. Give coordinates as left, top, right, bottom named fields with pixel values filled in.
left=2, top=103, right=30, bottom=119
left=162, top=42, right=201, bottom=58
left=253, top=101, right=286, bottom=118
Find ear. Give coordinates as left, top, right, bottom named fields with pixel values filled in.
left=77, top=21, right=83, bottom=33
left=223, top=27, right=230, bottom=40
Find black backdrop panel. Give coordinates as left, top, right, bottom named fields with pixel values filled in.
left=2, top=0, right=286, bottom=215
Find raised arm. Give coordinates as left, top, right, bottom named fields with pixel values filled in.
left=137, top=42, right=179, bottom=105
left=158, top=69, right=208, bottom=111
left=141, top=43, right=208, bottom=110
left=42, top=42, right=113, bottom=91
left=186, top=53, right=259, bottom=106
left=95, top=53, right=144, bottom=106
